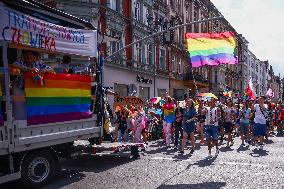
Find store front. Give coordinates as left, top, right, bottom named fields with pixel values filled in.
left=104, top=66, right=169, bottom=107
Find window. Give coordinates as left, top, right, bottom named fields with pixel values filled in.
left=109, top=30, right=122, bottom=56
left=136, top=42, right=143, bottom=63
left=139, top=86, right=150, bottom=102
left=215, top=70, right=218, bottom=83
left=159, top=49, right=166, bottom=70
left=172, top=55, right=176, bottom=72
left=135, top=2, right=141, bottom=21
left=158, top=89, right=167, bottom=97
left=114, top=83, right=128, bottom=97
left=177, top=57, right=181, bottom=73
left=107, top=0, right=122, bottom=13
left=147, top=44, right=153, bottom=65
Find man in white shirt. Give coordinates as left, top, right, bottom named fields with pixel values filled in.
left=204, top=98, right=220, bottom=158
left=253, top=96, right=268, bottom=150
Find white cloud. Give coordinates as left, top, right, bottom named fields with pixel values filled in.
left=211, top=0, right=284, bottom=77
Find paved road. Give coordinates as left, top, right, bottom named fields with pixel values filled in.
left=2, top=135, right=284, bottom=189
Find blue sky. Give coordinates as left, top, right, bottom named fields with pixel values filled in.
left=211, top=0, right=284, bottom=77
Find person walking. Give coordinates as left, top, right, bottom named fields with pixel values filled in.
left=239, top=101, right=251, bottom=146
left=197, top=101, right=206, bottom=145
left=252, top=96, right=268, bottom=150
left=180, top=98, right=197, bottom=154
left=174, top=107, right=183, bottom=149
left=204, top=98, right=220, bottom=158
left=162, top=96, right=176, bottom=148
left=224, top=99, right=235, bottom=148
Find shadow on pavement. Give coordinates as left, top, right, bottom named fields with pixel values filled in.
left=219, top=146, right=234, bottom=152
left=249, top=149, right=269, bottom=157
left=194, top=155, right=217, bottom=167
left=41, top=155, right=135, bottom=189
left=156, top=182, right=226, bottom=189
left=237, top=145, right=250, bottom=153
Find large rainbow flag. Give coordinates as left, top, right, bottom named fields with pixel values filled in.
left=25, top=72, right=92, bottom=125
left=186, top=32, right=237, bottom=68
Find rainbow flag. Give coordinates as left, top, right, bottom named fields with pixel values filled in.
left=25, top=72, right=92, bottom=125
left=186, top=32, right=237, bottom=68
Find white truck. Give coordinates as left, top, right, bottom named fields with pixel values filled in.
left=0, top=0, right=102, bottom=187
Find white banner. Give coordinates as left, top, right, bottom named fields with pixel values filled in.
left=0, top=3, right=97, bottom=57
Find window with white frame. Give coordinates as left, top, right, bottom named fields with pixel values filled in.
left=177, top=57, right=181, bottom=73
left=136, top=42, right=143, bottom=63
left=107, top=0, right=122, bottom=12
left=172, top=55, right=176, bottom=72
left=135, top=1, right=141, bottom=21
left=147, top=44, right=153, bottom=65
left=109, top=30, right=122, bottom=56
left=159, top=49, right=166, bottom=70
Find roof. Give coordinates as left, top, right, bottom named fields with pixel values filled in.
left=1, top=0, right=95, bottom=30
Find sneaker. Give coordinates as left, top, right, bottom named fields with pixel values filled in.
left=179, top=151, right=184, bottom=154
left=207, top=153, right=213, bottom=158
left=226, top=142, right=230, bottom=148
left=230, top=141, right=234, bottom=147
left=199, top=140, right=205, bottom=145
left=241, top=143, right=245, bottom=147
left=259, top=145, right=264, bottom=150
left=190, top=149, right=195, bottom=154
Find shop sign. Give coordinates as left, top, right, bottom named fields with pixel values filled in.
left=0, top=3, right=97, bottom=57
left=114, top=96, right=144, bottom=107
left=137, top=75, right=152, bottom=84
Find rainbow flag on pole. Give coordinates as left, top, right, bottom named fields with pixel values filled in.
left=25, top=72, right=92, bottom=125
left=185, top=32, right=238, bottom=68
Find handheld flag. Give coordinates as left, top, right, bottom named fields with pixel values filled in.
left=246, top=78, right=255, bottom=100
left=186, top=32, right=238, bottom=68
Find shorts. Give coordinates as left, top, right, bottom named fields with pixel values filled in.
left=240, top=122, right=249, bottom=135
left=224, top=121, right=233, bottom=133
left=205, top=125, right=219, bottom=140
left=253, top=123, right=267, bottom=137
left=183, top=123, right=195, bottom=134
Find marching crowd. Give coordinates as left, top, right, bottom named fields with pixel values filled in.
left=103, top=95, right=284, bottom=158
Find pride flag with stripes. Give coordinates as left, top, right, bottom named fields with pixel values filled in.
left=186, top=32, right=238, bottom=68
left=25, top=72, right=92, bottom=125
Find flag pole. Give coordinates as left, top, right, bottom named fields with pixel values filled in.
left=188, top=55, right=198, bottom=97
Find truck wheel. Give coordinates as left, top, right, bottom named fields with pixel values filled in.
left=21, top=151, right=58, bottom=188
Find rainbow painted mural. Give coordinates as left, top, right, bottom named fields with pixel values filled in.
left=25, top=72, right=92, bottom=125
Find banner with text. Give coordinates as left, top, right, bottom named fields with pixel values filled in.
left=0, top=3, right=97, bottom=57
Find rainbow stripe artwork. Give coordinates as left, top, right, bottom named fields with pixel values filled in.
left=186, top=32, right=237, bottom=68
left=25, top=72, right=92, bottom=125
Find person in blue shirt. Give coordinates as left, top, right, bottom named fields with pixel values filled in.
left=180, top=98, right=197, bottom=154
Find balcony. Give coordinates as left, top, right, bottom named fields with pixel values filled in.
left=183, top=72, right=208, bottom=83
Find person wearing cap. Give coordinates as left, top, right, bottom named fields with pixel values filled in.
left=252, top=96, right=268, bottom=150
